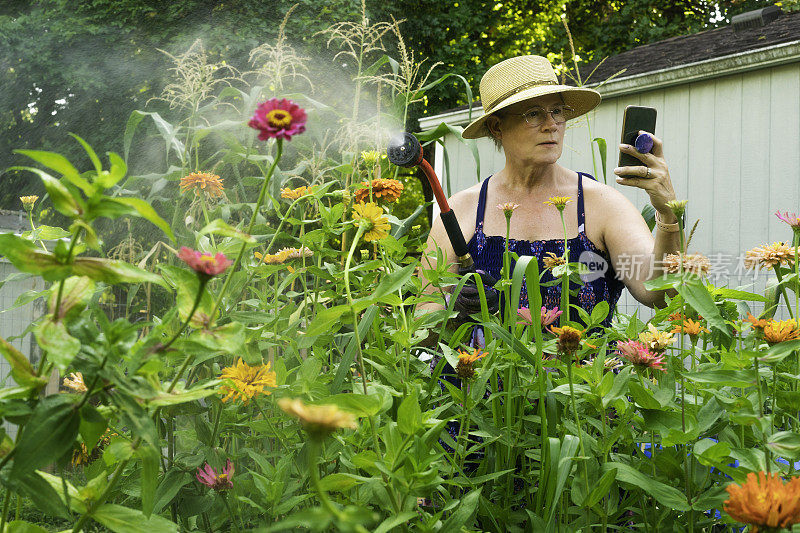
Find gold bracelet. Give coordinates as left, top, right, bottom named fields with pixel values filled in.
left=655, top=211, right=680, bottom=233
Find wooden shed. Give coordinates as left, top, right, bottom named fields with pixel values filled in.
left=418, top=7, right=800, bottom=319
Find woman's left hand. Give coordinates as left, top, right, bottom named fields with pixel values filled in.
left=613, top=131, right=677, bottom=219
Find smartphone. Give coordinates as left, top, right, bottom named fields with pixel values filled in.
left=618, top=106, right=657, bottom=176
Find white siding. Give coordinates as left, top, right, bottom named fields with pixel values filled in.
left=434, top=61, right=800, bottom=319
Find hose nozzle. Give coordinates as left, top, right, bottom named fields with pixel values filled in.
left=387, top=132, right=423, bottom=168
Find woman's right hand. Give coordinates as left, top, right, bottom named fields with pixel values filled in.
left=452, top=270, right=499, bottom=323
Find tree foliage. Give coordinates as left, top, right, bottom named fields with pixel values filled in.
left=0, top=0, right=784, bottom=209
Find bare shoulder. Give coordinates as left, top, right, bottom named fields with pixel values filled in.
left=581, top=176, right=637, bottom=213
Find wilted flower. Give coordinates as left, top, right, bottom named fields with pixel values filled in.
left=543, top=196, right=572, bottom=211
left=248, top=98, right=307, bottom=141
left=178, top=247, right=232, bottom=278
left=219, top=358, right=277, bottom=404
left=617, top=340, right=666, bottom=372
left=724, top=471, right=800, bottom=532
left=63, top=372, right=88, bottom=393
left=280, top=186, right=314, bottom=200
left=19, top=195, right=38, bottom=210
left=180, top=172, right=224, bottom=198
left=497, top=202, right=520, bottom=217
left=551, top=325, right=582, bottom=355
left=543, top=252, right=567, bottom=271
left=745, top=242, right=796, bottom=270
left=582, top=356, right=624, bottom=372
left=352, top=202, right=390, bottom=242
left=763, top=319, right=800, bottom=345
left=638, top=324, right=676, bottom=354
left=278, top=398, right=357, bottom=440
left=354, top=178, right=404, bottom=204
left=663, top=252, right=711, bottom=277
left=71, top=430, right=113, bottom=466
left=665, top=199, right=688, bottom=218
left=254, top=250, right=289, bottom=265
left=455, top=348, right=485, bottom=380
left=517, top=306, right=563, bottom=327
left=670, top=318, right=709, bottom=338
left=634, top=132, right=654, bottom=154
left=196, top=460, right=235, bottom=491
left=776, top=211, right=800, bottom=233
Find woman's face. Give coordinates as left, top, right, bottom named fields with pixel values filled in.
left=490, top=93, right=566, bottom=165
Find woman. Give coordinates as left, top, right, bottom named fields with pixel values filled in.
left=419, top=55, right=682, bottom=326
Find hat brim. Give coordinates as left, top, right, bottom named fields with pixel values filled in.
left=461, top=85, right=601, bottom=140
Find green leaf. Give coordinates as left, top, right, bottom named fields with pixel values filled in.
left=34, top=318, right=81, bottom=372
left=676, top=280, right=732, bottom=345
left=159, top=265, right=214, bottom=326
left=13, top=149, right=81, bottom=182
left=326, top=393, right=383, bottom=417
left=199, top=219, right=254, bottom=243
left=70, top=133, right=102, bottom=175
left=22, top=225, right=72, bottom=241
left=768, top=431, right=800, bottom=460
left=373, top=512, right=419, bottom=533
left=112, top=197, right=175, bottom=241
left=761, top=339, right=800, bottom=364
left=73, top=257, right=167, bottom=288
left=584, top=467, right=617, bottom=507
left=79, top=404, right=108, bottom=451
left=602, top=366, right=632, bottom=408
left=0, top=234, right=71, bottom=281
left=5, top=520, right=50, bottom=533
left=47, top=276, right=95, bottom=320
left=693, top=438, right=731, bottom=467
left=317, top=472, right=365, bottom=492
left=138, top=444, right=160, bottom=517
left=13, top=166, right=83, bottom=218
left=152, top=469, right=192, bottom=515
left=96, top=152, right=127, bottom=189
left=0, top=335, right=45, bottom=390
left=681, top=369, right=756, bottom=388
left=603, top=462, right=690, bottom=511
left=628, top=382, right=661, bottom=409
left=592, top=137, right=608, bottom=184
left=12, top=396, right=79, bottom=477
left=188, top=322, right=245, bottom=354
left=92, top=503, right=178, bottom=533
left=148, top=383, right=219, bottom=407
left=304, top=304, right=349, bottom=337
left=440, top=488, right=482, bottom=530
left=397, top=388, right=422, bottom=435
left=124, top=110, right=147, bottom=162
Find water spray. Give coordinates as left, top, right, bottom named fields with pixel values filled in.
left=387, top=132, right=473, bottom=272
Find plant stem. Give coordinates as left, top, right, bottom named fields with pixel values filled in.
left=565, top=360, right=590, bottom=503
left=162, top=276, right=207, bottom=356
left=221, top=493, right=242, bottom=532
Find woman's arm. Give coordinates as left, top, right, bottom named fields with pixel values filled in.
left=603, top=132, right=682, bottom=308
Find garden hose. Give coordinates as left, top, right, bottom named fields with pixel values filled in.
left=387, top=132, right=474, bottom=272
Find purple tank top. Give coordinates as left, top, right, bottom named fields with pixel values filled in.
left=467, top=173, right=623, bottom=328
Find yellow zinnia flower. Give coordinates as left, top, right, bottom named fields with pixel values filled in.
left=278, top=398, right=357, bottom=440
left=543, top=252, right=567, bottom=270
left=280, top=186, right=313, bottom=200
left=638, top=323, right=675, bottom=354
left=724, top=471, right=800, bottom=532
left=763, top=319, right=800, bottom=345
left=219, top=359, right=277, bottom=404
left=543, top=196, right=572, bottom=211
left=670, top=318, right=709, bottom=337
left=352, top=202, right=390, bottom=242
left=551, top=325, right=583, bottom=354
left=180, top=172, right=224, bottom=198
left=63, top=372, right=88, bottom=393
left=19, top=195, right=39, bottom=210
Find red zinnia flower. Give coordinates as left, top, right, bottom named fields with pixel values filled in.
left=196, top=460, right=234, bottom=491
left=617, top=340, right=666, bottom=372
left=518, top=306, right=563, bottom=327
left=178, top=247, right=232, bottom=278
left=248, top=98, right=307, bottom=141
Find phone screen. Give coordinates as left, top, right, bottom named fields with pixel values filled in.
left=618, top=106, right=657, bottom=173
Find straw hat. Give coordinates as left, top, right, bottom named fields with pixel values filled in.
left=462, top=55, right=601, bottom=139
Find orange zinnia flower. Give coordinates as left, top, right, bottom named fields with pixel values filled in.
left=354, top=178, right=404, bottom=204
left=670, top=318, right=709, bottom=337
left=763, top=319, right=800, bottom=345
left=180, top=172, right=224, bottom=198
left=724, top=471, right=800, bottom=532
left=280, top=186, right=314, bottom=200
left=745, top=313, right=771, bottom=331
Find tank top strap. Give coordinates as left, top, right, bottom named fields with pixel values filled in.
left=475, top=175, right=491, bottom=230
left=577, top=172, right=587, bottom=233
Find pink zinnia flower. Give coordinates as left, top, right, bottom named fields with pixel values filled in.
left=776, top=211, right=800, bottom=232
left=178, top=247, right=232, bottom=278
left=517, top=306, right=563, bottom=327
left=617, top=340, right=666, bottom=372
left=248, top=98, right=307, bottom=141
left=196, top=460, right=234, bottom=491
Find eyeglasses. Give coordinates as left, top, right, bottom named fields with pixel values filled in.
left=505, top=105, right=574, bottom=127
